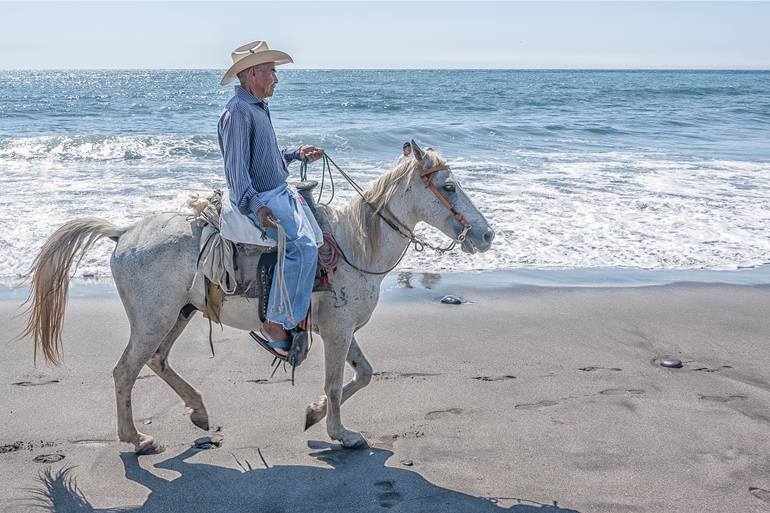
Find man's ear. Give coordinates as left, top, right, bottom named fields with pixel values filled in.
left=411, top=139, right=425, bottom=161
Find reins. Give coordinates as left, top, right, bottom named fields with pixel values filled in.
left=303, top=153, right=472, bottom=275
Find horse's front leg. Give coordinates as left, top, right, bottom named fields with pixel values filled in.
left=320, top=325, right=367, bottom=448
left=305, top=336, right=373, bottom=431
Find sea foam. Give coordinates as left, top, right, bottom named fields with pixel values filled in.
left=2, top=69, right=769, bottom=279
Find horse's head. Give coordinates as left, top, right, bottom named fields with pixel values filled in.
left=408, top=140, right=494, bottom=254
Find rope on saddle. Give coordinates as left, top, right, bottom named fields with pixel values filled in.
left=317, top=231, right=341, bottom=275
left=186, top=190, right=236, bottom=358
left=272, top=222, right=295, bottom=326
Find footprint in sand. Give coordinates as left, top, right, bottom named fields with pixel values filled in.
left=693, top=365, right=733, bottom=373
left=750, top=487, right=770, bottom=504
left=375, top=430, right=426, bottom=447
left=374, top=480, right=403, bottom=509
left=599, top=388, right=645, bottom=396
left=424, top=408, right=463, bottom=420
left=33, top=454, right=65, bottom=463
left=2, top=441, right=55, bottom=453
left=514, top=400, right=560, bottom=410
left=698, top=394, right=747, bottom=403
left=471, top=375, right=516, bottom=381
left=578, top=366, right=622, bottom=372
left=71, top=439, right=112, bottom=448
left=246, top=378, right=292, bottom=385
left=375, top=434, right=399, bottom=448
left=1, top=443, right=22, bottom=454
left=374, top=371, right=440, bottom=382
left=12, top=378, right=59, bottom=387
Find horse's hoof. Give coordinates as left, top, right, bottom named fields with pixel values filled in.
left=190, top=408, right=210, bottom=431
left=304, top=402, right=325, bottom=431
left=135, top=434, right=164, bottom=455
left=338, top=430, right=368, bottom=449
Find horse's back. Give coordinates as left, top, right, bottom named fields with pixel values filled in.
left=111, top=213, right=202, bottom=310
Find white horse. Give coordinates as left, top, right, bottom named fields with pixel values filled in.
left=22, top=141, right=494, bottom=454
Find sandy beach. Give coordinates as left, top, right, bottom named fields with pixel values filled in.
left=2, top=277, right=770, bottom=512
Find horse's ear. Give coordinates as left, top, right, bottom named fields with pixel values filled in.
left=411, top=139, right=425, bottom=161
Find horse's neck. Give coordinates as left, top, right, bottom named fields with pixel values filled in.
left=333, top=183, right=417, bottom=281
left=368, top=198, right=417, bottom=278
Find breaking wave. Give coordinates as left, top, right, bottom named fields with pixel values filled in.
left=0, top=135, right=220, bottom=162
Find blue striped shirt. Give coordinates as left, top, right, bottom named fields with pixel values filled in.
left=218, top=86, right=300, bottom=214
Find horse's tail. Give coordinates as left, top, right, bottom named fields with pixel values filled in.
left=20, top=217, right=126, bottom=366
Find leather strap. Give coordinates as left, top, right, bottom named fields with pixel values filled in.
left=417, top=162, right=472, bottom=230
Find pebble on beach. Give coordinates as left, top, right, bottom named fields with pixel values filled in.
left=441, top=295, right=462, bottom=305
left=660, top=357, right=683, bottom=369
left=193, top=435, right=223, bottom=450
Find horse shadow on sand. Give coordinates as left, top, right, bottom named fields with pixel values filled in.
left=32, top=441, right=581, bottom=513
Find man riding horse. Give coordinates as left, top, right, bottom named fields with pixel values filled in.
left=21, top=43, right=494, bottom=453
left=218, top=40, right=324, bottom=358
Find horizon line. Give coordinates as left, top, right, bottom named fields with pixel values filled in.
left=2, top=67, right=770, bottom=72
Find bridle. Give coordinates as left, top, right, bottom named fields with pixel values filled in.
left=417, top=160, right=472, bottom=244
left=319, top=154, right=474, bottom=275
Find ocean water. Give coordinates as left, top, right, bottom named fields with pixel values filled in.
left=1, top=69, right=770, bottom=280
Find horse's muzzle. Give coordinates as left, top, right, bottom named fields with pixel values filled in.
left=461, top=227, right=495, bottom=254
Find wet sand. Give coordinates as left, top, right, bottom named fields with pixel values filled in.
left=2, top=282, right=770, bottom=512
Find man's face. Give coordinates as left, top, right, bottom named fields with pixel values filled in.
left=403, top=146, right=412, bottom=156
left=251, top=62, right=278, bottom=99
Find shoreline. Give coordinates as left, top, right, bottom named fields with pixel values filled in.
left=3, top=265, right=770, bottom=303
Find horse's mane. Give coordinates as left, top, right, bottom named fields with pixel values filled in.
left=326, top=149, right=444, bottom=266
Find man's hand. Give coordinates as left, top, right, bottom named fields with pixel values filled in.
left=256, top=207, right=279, bottom=229
left=299, top=145, right=324, bottom=163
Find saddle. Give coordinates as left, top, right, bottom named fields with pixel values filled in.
left=192, top=182, right=335, bottom=368
left=229, top=236, right=331, bottom=323
left=225, top=181, right=332, bottom=321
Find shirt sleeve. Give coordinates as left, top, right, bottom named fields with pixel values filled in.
left=282, top=146, right=301, bottom=164
left=219, top=108, right=266, bottom=214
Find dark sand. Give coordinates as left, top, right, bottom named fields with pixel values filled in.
left=2, top=281, right=770, bottom=512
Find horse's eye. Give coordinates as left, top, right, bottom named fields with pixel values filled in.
left=443, top=183, right=456, bottom=193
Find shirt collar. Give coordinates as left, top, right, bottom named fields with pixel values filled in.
left=235, top=86, right=268, bottom=108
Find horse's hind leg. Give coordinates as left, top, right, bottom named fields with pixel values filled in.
left=146, top=310, right=210, bottom=431
left=113, top=309, right=180, bottom=455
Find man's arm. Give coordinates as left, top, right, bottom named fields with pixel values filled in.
left=219, top=108, right=266, bottom=215
left=281, top=146, right=301, bottom=164
left=280, top=145, right=326, bottom=165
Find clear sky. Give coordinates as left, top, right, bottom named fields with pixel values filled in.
left=1, top=1, right=768, bottom=69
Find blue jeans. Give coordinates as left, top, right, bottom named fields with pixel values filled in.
left=247, top=184, right=318, bottom=330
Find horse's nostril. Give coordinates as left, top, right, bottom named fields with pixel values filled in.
left=482, top=229, right=495, bottom=243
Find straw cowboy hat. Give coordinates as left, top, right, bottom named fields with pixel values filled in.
left=220, top=40, right=293, bottom=86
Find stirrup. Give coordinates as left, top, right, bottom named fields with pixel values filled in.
left=287, top=330, right=310, bottom=368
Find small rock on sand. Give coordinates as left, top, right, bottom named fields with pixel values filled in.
left=193, top=435, right=223, bottom=450
left=660, top=357, right=683, bottom=368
